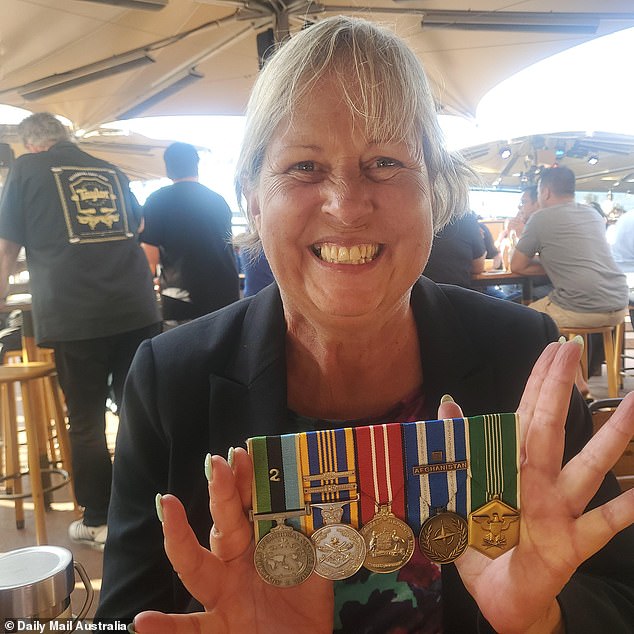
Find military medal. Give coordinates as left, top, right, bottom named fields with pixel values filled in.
left=299, top=427, right=365, bottom=580
left=419, top=510, right=468, bottom=564
left=467, top=413, right=521, bottom=558
left=359, top=503, right=415, bottom=572
left=249, top=434, right=316, bottom=585
left=355, top=423, right=414, bottom=573
left=403, top=418, right=469, bottom=563
left=469, top=496, right=519, bottom=557
left=252, top=510, right=316, bottom=586
left=311, top=501, right=366, bottom=579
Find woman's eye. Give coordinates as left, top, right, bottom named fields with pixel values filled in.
left=292, top=161, right=315, bottom=172
left=375, top=157, right=400, bottom=168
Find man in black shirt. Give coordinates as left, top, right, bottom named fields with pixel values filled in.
left=0, top=113, right=161, bottom=548
left=423, top=211, right=485, bottom=288
left=140, top=142, right=240, bottom=329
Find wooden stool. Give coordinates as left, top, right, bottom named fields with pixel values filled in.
left=0, top=361, right=75, bottom=544
left=559, top=323, right=624, bottom=398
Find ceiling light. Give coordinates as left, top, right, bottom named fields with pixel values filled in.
left=416, top=10, right=634, bottom=34
left=78, top=0, right=168, bottom=10
left=118, top=69, right=204, bottom=120
left=588, top=155, right=599, bottom=165
left=499, top=147, right=512, bottom=160
left=18, top=51, right=155, bottom=101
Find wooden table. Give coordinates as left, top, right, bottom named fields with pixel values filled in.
left=471, top=270, right=550, bottom=304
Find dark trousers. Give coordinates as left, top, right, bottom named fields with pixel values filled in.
left=52, top=323, right=160, bottom=525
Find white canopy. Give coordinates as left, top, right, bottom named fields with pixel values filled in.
left=2, top=1, right=634, bottom=183
left=1, top=0, right=633, bottom=132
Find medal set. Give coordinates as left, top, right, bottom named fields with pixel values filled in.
left=248, top=413, right=520, bottom=586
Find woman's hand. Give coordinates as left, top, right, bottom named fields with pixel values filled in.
left=132, top=448, right=333, bottom=634
left=439, top=339, right=634, bottom=634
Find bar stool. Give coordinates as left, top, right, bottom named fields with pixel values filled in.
left=0, top=361, right=75, bottom=544
left=559, top=322, right=624, bottom=398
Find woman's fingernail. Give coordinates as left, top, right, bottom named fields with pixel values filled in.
left=440, top=394, right=455, bottom=404
left=227, top=446, right=235, bottom=469
left=572, top=335, right=585, bottom=349
left=204, top=453, right=212, bottom=483
left=558, top=336, right=566, bottom=344
left=155, top=493, right=164, bottom=523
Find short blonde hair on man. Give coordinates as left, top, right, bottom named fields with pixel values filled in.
left=235, top=15, right=473, bottom=255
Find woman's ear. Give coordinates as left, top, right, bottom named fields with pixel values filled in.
left=246, top=190, right=262, bottom=234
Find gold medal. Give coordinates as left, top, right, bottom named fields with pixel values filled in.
left=311, top=500, right=366, bottom=580
left=253, top=520, right=316, bottom=586
left=467, top=414, right=520, bottom=559
left=418, top=511, right=468, bottom=564
left=360, top=504, right=415, bottom=573
left=468, top=496, right=520, bottom=559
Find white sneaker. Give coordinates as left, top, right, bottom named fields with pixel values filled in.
left=68, top=519, right=108, bottom=551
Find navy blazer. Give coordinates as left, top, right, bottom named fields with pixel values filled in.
left=97, top=278, right=634, bottom=632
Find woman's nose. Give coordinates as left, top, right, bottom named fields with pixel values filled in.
left=321, top=173, right=373, bottom=226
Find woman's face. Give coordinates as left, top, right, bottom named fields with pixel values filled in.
left=248, top=75, right=434, bottom=325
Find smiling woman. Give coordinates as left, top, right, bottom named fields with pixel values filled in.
left=96, top=15, right=634, bottom=634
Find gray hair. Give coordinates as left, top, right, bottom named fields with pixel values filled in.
left=18, top=112, right=70, bottom=148
left=235, top=15, right=474, bottom=255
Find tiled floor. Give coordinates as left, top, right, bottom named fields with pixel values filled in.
left=2, top=339, right=633, bottom=620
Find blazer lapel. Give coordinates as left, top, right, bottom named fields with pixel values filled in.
left=413, top=278, right=498, bottom=418
left=207, top=285, right=291, bottom=454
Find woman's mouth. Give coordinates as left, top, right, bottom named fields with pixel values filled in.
left=312, top=243, right=381, bottom=264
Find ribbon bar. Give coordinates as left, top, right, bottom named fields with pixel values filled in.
left=412, top=460, right=468, bottom=475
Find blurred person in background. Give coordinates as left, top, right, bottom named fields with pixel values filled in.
left=140, top=142, right=239, bottom=330
left=238, top=249, right=275, bottom=297
left=0, top=112, right=160, bottom=549
left=423, top=211, right=485, bottom=288
left=512, top=166, right=628, bottom=398
left=609, top=206, right=634, bottom=322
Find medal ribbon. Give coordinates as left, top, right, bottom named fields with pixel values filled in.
left=467, top=413, right=519, bottom=511
left=353, top=422, right=406, bottom=524
left=298, top=426, right=359, bottom=534
left=403, top=418, right=468, bottom=532
left=248, top=433, right=304, bottom=541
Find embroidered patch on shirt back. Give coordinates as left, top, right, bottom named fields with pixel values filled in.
left=52, top=166, right=134, bottom=243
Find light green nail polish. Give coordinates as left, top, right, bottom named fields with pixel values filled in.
left=558, top=336, right=566, bottom=344
left=127, top=623, right=137, bottom=634
left=204, top=453, right=212, bottom=483
left=227, top=446, right=235, bottom=469
left=440, top=394, right=455, bottom=404
left=573, top=334, right=585, bottom=349
left=155, top=493, right=164, bottom=523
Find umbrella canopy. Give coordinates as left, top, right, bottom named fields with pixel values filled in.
left=462, top=131, right=634, bottom=193
left=0, top=0, right=633, bottom=133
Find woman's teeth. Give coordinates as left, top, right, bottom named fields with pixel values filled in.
left=314, top=243, right=379, bottom=264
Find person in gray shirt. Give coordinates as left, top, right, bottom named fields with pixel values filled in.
left=511, top=166, right=628, bottom=395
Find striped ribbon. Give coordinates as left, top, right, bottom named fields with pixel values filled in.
left=353, top=422, right=406, bottom=523
left=403, top=417, right=468, bottom=532
left=248, top=433, right=304, bottom=541
left=466, top=413, right=519, bottom=511
left=298, top=427, right=359, bottom=534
